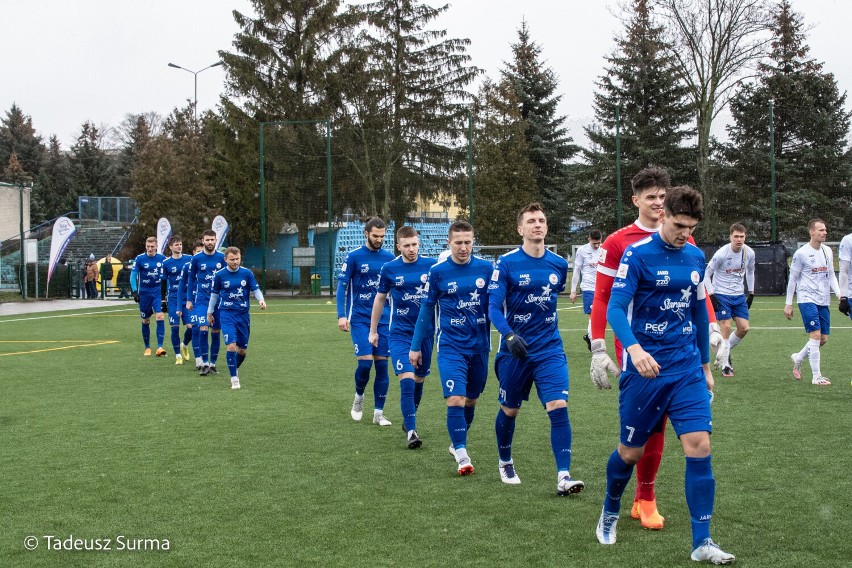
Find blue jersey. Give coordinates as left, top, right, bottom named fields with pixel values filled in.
left=412, top=256, right=493, bottom=354
left=132, top=253, right=166, bottom=292
left=210, top=267, right=261, bottom=314
left=336, top=245, right=395, bottom=324
left=488, top=247, right=568, bottom=357
left=377, top=255, right=437, bottom=336
left=187, top=250, right=226, bottom=304
left=163, top=255, right=191, bottom=302
left=176, top=261, right=195, bottom=310
left=607, top=232, right=710, bottom=377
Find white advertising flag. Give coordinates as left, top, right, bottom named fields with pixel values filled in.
left=156, top=218, right=172, bottom=255
left=212, top=215, right=229, bottom=250
left=46, top=217, right=77, bottom=286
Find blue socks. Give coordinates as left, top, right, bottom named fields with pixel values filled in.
left=191, top=326, right=200, bottom=358
left=199, top=329, right=209, bottom=362
left=373, top=359, right=389, bottom=411
left=155, top=319, right=164, bottom=347
left=210, top=331, right=221, bottom=364
left=141, top=323, right=150, bottom=348
left=226, top=350, right=238, bottom=377
left=604, top=450, right=634, bottom=514
left=354, top=360, right=372, bottom=396
left=464, top=405, right=475, bottom=429
left=237, top=352, right=246, bottom=368
left=548, top=407, right=573, bottom=472
left=400, top=378, right=416, bottom=432
left=447, top=405, right=467, bottom=449
left=413, top=381, right=424, bottom=409
left=495, top=407, right=516, bottom=462
left=170, top=326, right=181, bottom=353
left=685, top=455, right=715, bottom=549
left=183, top=327, right=192, bottom=347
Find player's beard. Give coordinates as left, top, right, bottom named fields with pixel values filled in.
left=367, top=237, right=383, bottom=251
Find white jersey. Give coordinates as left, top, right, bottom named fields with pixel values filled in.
left=838, top=233, right=852, bottom=297
left=571, top=243, right=598, bottom=293
left=785, top=243, right=841, bottom=306
left=705, top=243, right=755, bottom=296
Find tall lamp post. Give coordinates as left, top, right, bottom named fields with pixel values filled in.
left=167, top=61, right=223, bottom=120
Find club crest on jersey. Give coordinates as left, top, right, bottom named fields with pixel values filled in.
left=476, top=278, right=485, bottom=288
left=548, top=273, right=558, bottom=285
left=241, top=280, right=247, bottom=286
left=518, top=273, right=530, bottom=286
left=691, top=271, right=700, bottom=285
left=420, top=273, right=428, bottom=283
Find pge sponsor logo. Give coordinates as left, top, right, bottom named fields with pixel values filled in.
left=645, top=321, right=668, bottom=334
left=513, top=313, right=532, bottom=323
left=359, top=293, right=373, bottom=300
left=450, top=316, right=467, bottom=326
left=396, top=307, right=410, bottom=316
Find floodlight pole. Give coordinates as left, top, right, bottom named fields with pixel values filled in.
left=167, top=61, right=223, bottom=121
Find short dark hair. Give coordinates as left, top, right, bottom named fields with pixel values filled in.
left=631, top=166, right=670, bottom=195
left=364, top=217, right=386, bottom=233
left=202, top=229, right=217, bottom=238
left=664, top=185, right=704, bottom=221
left=808, top=219, right=825, bottom=230
left=225, top=246, right=241, bottom=257
left=516, top=202, right=546, bottom=225
left=448, top=220, right=474, bottom=238
left=192, top=240, right=203, bottom=251
left=729, top=223, right=746, bottom=235
left=396, top=226, right=418, bottom=240
left=168, top=235, right=182, bottom=246
left=589, top=229, right=602, bottom=241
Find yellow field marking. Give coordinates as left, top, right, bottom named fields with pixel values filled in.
left=0, top=340, right=118, bottom=357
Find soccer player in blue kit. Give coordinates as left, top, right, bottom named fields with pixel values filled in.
left=369, top=226, right=436, bottom=449
left=207, top=247, right=266, bottom=390
left=488, top=203, right=585, bottom=494
left=337, top=218, right=396, bottom=426
left=163, top=236, right=193, bottom=365
left=177, top=240, right=204, bottom=368
left=409, top=220, right=492, bottom=476
left=186, top=230, right=226, bottom=376
left=131, top=236, right=167, bottom=356
left=595, top=187, right=735, bottom=564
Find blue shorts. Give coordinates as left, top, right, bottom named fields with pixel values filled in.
left=350, top=320, right=390, bottom=358
left=168, top=298, right=191, bottom=326
left=219, top=311, right=250, bottom=349
left=138, top=290, right=162, bottom=319
left=715, top=293, right=750, bottom=321
left=582, top=291, right=594, bottom=315
left=618, top=367, right=712, bottom=448
left=193, top=301, right=219, bottom=329
left=437, top=350, right=489, bottom=400
left=390, top=336, right=432, bottom=377
left=799, top=303, right=830, bottom=334
left=495, top=351, right=569, bottom=408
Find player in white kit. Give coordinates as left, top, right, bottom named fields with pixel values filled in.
left=570, top=229, right=602, bottom=350
left=784, top=219, right=841, bottom=385
left=705, top=224, right=755, bottom=377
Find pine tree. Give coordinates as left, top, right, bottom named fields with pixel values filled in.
left=570, top=0, right=695, bottom=235
left=500, top=21, right=578, bottom=242
left=32, top=136, right=74, bottom=223
left=0, top=104, right=45, bottom=182
left=114, top=114, right=156, bottom=197
left=467, top=80, right=538, bottom=245
left=337, top=0, right=478, bottom=234
left=131, top=106, right=222, bottom=249
left=68, top=122, right=117, bottom=199
left=723, top=0, right=851, bottom=239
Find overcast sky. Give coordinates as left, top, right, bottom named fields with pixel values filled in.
left=3, top=0, right=850, bottom=149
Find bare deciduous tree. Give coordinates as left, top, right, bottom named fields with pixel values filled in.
left=653, top=0, right=771, bottom=229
